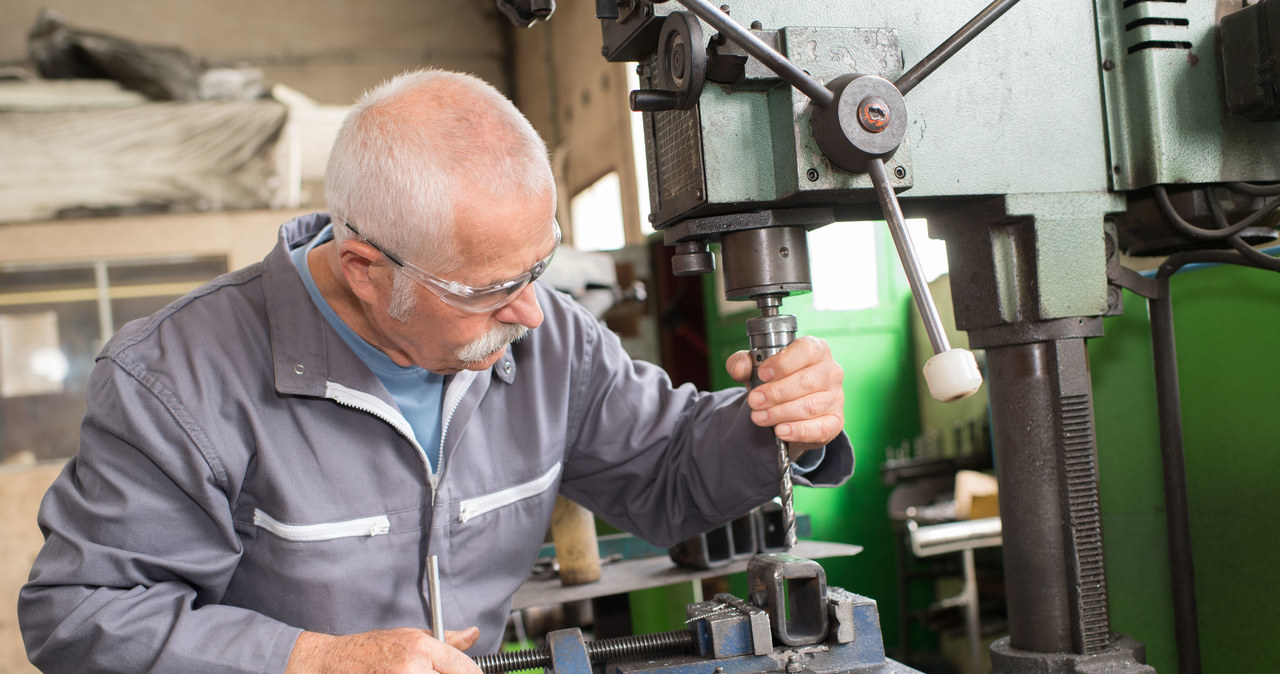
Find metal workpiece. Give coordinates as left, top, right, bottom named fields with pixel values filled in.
left=668, top=504, right=802, bottom=570
left=668, top=510, right=757, bottom=569
left=748, top=553, right=829, bottom=647
left=752, top=498, right=794, bottom=552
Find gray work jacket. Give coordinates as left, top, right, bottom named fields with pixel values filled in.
left=20, top=213, right=853, bottom=673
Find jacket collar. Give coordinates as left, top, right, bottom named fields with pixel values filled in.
left=262, top=213, right=509, bottom=399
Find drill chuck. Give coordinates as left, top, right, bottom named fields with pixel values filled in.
left=746, top=311, right=797, bottom=386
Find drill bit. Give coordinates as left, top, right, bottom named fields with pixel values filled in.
left=746, top=297, right=799, bottom=551
left=776, top=438, right=798, bottom=549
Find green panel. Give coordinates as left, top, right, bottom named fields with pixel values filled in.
left=701, top=227, right=921, bottom=651
left=1091, top=261, right=1280, bottom=673
left=1094, top=0, right=1280, bottom=188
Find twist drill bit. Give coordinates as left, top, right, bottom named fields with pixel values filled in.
left=746, top=297, right=798, bottom=550
left=775, top=438, right=797, bottom=549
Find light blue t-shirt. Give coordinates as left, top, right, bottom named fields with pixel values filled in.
left=290, top=225, right=445, bottom=472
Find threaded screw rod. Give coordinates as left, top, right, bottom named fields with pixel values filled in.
left=475, top=628, right=695, bottom=673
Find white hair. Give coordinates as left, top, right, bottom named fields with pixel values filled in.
left=326, top=69, right=554, bottom=275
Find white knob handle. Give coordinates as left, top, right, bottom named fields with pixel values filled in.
left=923, top=348, right=983, bottom=402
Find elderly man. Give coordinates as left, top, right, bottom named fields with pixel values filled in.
left=20, top=69, right=852, bottom=673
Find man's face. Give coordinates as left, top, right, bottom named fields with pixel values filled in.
left=369, top=190, right=557, bottom=375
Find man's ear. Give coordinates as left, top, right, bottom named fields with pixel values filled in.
left=337, top=240, right=386, bottom=306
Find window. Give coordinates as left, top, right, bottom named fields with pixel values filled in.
left=570, top=172, right=627, bottom=252
left=0, top=256, right=227, bottom=464
left=810, top=218, right=948, bottom=312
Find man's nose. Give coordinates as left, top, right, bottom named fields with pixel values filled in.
left=495, top=283, right=543, bottom=329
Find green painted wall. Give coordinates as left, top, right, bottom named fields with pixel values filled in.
left=1091, top=262, right=1280, bottom=673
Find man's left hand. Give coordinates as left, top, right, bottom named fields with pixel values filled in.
left=726, top=335, right=845, bottom=458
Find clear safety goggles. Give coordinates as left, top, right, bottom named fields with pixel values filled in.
left=340, top=217, right=560, bottom=313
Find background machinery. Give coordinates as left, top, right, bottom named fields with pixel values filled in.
left=502, top=0, right=1280, bottom=672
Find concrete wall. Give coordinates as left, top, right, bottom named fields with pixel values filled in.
left=1, top=0, right=510, bottom=104
left=1, top=464, right=62, bottom=674
left=509, top=0, right=645, bottom=246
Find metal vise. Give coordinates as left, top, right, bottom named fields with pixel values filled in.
left=476, top=553, right=918, bottom=673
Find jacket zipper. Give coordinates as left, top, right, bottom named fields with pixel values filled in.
left=253, top=508, right=390, bottom=542
left=458, top=462, right=562, bottom=524
left=435, top=371, right=478, bottom=503
left=325, top=381, right=433, bottom=483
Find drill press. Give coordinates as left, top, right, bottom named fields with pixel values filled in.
left=503, top=0, right=1280, bottom=671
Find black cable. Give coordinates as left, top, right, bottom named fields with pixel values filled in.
left=1157, top=248, right=1276, bottom=278
left=1205, top=189, right=1280, bottom=272
left=1147, top=278, right=1200, bottom=674
left=1228, top=181, right=1280, bottom=197
left=1145, top=244, right=1277, bottom=674
left=1153, top=185, right=1280, bottom=240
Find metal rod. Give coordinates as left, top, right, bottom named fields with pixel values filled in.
left=675, top=0, right=834, bottom=107
left=895, top=0, right=1023, bottom=96
left=962, top=548, right=980, bottom=674
left=427, top=555, right=445, bottom=640
left=1148, top=276, right=1201, bottom=674
left=867, top=157, right=951, bottom=355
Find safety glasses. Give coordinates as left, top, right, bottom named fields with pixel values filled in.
left=340, top=217, right=560, bottom=313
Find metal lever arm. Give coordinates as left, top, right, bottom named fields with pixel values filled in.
left=895, top=0, right=1024, bottom=95
left=868, top=158, right=982, bottom=402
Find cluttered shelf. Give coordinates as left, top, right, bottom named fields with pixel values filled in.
left=512, top=539, right=863, bottom=609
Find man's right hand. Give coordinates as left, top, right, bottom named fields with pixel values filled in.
left=286, top=626, right=482, bottom=674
